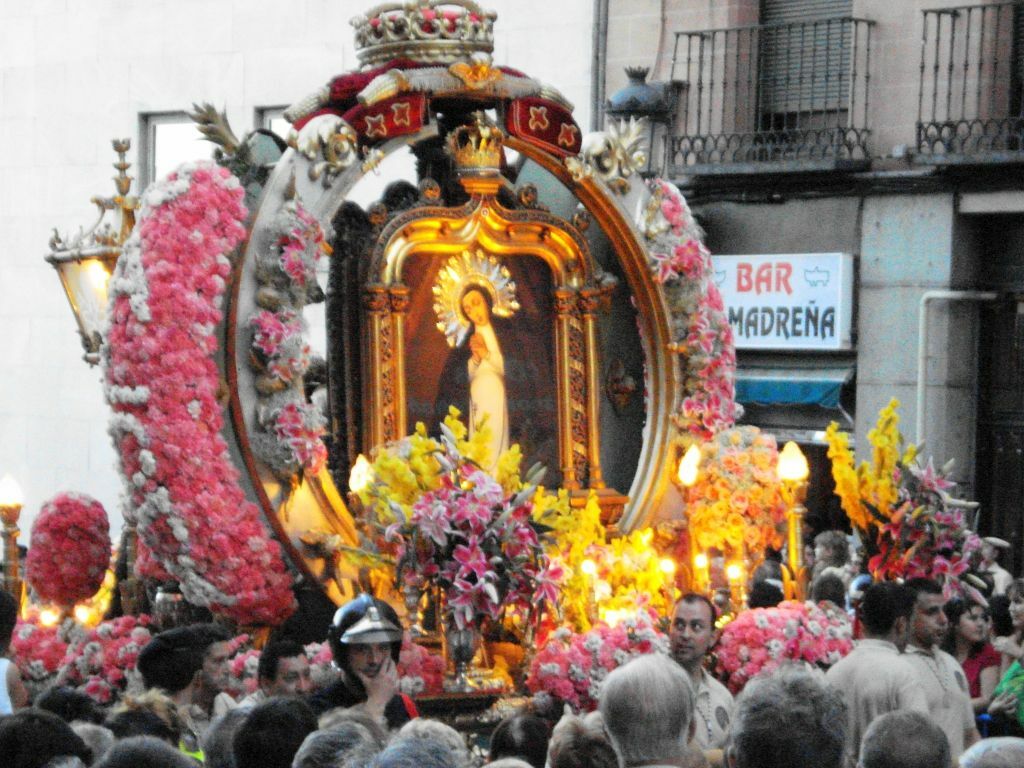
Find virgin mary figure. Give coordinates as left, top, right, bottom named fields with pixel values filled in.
left=432, top=250, right=520, bottom=472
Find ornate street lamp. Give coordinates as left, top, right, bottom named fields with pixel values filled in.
left=777, top=441, right=811, bottom=600
left=46, top=139, right=138, bottom=365
left=0, top=474, right=24, bottom=603
left=605, top=66, right=684, bottom=176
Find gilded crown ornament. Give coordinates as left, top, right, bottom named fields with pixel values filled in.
left=446, top=112, right=504, bottom=175
left=351, top=0, right=497, bottom=68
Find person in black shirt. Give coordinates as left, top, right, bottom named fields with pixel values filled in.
left=309, top=594, right=418, bottom=729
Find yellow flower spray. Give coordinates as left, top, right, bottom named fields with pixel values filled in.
left=825, top=398, right=917, bottom=535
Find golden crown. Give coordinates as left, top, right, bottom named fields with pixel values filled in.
left=446, top=113, right=504, bottom=174
left=351, top=0, right=497, bottom=68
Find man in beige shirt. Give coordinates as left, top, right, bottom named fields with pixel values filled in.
left=669, top=593, right=735, bottom=753
left=825, top=582, right=928, bottom=761
left=902, top=578, right=979, bottom=762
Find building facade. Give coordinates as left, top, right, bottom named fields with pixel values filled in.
left=2, top=0, right=1021, bottom=569
left=601, top=0, right=1024, bottom=563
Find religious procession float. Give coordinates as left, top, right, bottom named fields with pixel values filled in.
left=0, top=0, right=985, bottom=716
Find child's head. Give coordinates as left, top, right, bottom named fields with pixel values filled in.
left=0, top=588, right=17, bottom=654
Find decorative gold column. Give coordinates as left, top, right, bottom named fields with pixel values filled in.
left=578, top=289, right=605, bottom=489
left=553, top=289, right=578, bottom=489
left=363, top=286, right=392, bottom=447
left=389, top=287, right=411, bottom=439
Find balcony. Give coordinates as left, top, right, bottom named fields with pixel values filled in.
left=917, top=2, right=1024, bottom=163
left=665, top=16, right=875, bottom=177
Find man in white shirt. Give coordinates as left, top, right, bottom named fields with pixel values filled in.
left=901, top=578, right=979, bottom=762
left=825, top=581, right=928, bottom=761
left=669, top=593, right=734, bottom=754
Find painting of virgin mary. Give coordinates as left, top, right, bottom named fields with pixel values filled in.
left=403, top=250, right=559, bottom=482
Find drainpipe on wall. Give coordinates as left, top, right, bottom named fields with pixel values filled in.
left=916, top=290, right=998, bottom=446
left=591, top=0, right=609, bottom=131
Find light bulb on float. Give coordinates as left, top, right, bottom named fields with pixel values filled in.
left=347, top=455, right=374, bottom=516
left=777, top=441, right=810, bottom=601
left=349, top=455, right=373, bottom=495
left=677, top=444, right=700, bottom=487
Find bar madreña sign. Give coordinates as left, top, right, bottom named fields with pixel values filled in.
left=711, top=253, right=854, bottom=351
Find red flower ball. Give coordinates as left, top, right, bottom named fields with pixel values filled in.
left=26, top=492, right=110, bottom=606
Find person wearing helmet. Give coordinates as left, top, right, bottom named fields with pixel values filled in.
left=309, top=594, right=418, bottom=729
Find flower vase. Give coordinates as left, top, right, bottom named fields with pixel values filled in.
left=443, top=621, right=482, bottom=693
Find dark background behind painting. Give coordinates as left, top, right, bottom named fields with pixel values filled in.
left=404, top=253, right=561, bottom=485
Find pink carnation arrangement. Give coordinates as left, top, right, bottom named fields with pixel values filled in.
left=104, top=160, right=296, bottom=626
left=223, top=634, right=260, bottom=699
left=267, top=401, right=329, bottom=476
left=525, top=610, right=668, bottom=712
left=397, top=636, right=445, bottom=696
left=10, top=620, right=69, bottom=700
left=716, top=600, right=853, bottom=694
left=276, top=201, right=326, bottom=291
left=26, top=492, right=110, bottom=607
left=60, top=615, right=155, bottom=704
left=248, top=196, right=329, bottom=478
left=640, top=179, right=737, bottom=439
left=304, top=640, right=340, bottom=690
left=249, top=308, right=310, bottom=384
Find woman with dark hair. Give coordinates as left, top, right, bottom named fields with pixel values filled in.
left=489, top=713, right=551, bottom=768
left=942, top=599, right=1001, bottom=713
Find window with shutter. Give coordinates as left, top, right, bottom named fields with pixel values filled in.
left=759, top=0, right=853, bottom=117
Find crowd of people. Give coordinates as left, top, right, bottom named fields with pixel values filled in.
left=2, top=538, right=1024, bottom=768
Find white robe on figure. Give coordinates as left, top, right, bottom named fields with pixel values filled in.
left=467, top=323, right=509, bottom=471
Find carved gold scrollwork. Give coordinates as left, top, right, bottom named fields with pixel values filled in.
left=292, top=115, right=360, bottom=187
left=566, top=117, right=648, bottom=195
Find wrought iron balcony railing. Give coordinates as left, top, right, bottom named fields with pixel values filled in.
left=917, top=1, right=1024, bottom=161
left=666, top=16, right=874, bottom=176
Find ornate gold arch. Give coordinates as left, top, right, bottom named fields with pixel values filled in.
left=363, top=123, right=612, bottom=491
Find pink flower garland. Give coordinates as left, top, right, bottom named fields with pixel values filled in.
left=10, top=620, right=68, bottom=700
left=716, top=600, right=853, bottom=694
left=26, top=492, right=110, bottom=606
left=104, top=160, right=295, bottom=626
left=526, top=610, right=668, bottom=712
left=640, top=179, right=737, bottom=439
left=60, top=615, right=155, bottom=704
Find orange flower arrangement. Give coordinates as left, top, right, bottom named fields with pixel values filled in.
left=685, top=426, right=787, bottom=556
